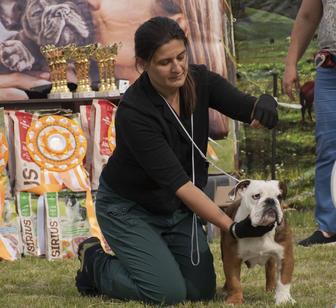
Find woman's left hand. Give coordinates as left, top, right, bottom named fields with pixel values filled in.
left=251, top=94, right=278, bottom=129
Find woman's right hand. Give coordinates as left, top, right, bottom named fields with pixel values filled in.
left=229, top=215, right=274, bottom=239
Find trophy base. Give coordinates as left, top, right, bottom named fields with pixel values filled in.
left=48, top=92, right=73, bottom=99
left=73, top=91, right=96, bottom=99
left=96, top=90, right=120, bottom=97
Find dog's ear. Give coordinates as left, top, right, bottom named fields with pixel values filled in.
left=278, top=181, right=287, bottom=200
left=228, top=180, right=251, bottom=200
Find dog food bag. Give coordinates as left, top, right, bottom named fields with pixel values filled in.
left=80, top=105, right=93, bottom=175
left=0, top=194, right=22, bottom=261
left=0, top=109, right=21, bottom=260
left=0, top=108, right=10, bottom=198
left=4, top=110, right=16, bottom=193
left=44, top=191, right=91, bottom=260
left=16, top=192, right=45, bottom=257
left=91, top=99, right=117, bottom=190
left=11, top=111, right=44, bottom=193
left=87, top=190, right=113, bottom=254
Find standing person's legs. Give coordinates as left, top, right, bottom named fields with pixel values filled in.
left=299, top=67, right=336, bottom=246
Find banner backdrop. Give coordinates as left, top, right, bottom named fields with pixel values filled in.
left=0, top=1, right=233, bottom=127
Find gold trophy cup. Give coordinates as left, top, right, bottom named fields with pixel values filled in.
left=41, top=44, right=73, bottom=99
left=71, top=44, right=97, bottom=98
left=93, top=43, right=120, bottom=97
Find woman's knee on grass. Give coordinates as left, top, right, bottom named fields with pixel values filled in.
left=139, top=275, right=187, bottom=305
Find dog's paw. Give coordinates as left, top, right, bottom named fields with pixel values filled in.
left=275, top=289, right=295, bottom=305
left=226, top=294, right=244, bottom=305
left=276, top=296, right=296, bottom=306
left=0, top=40, right=34, bottom=71
left=275, top=281, right=295, bottom=305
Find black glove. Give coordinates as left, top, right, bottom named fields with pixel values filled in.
left=229, top=215, right=274, bottom=239
left=251, top=94, right=278, bottom=129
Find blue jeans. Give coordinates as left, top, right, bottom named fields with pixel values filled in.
left=314, top=66, right=336, bottom=233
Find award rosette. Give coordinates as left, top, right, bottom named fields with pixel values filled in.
left=26, top=115, right=89, bottom=191
left=25, top=115, right=105, bottom=246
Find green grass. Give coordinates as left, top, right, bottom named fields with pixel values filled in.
left=1, top=212, right=335, bottom=308
left=235, top=7, right=294, bottom=41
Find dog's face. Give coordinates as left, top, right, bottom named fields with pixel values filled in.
left=230, top=180, right=286, bottom=227
left=22, top=0, right=90, bottom=46
left=65, top=195, right=79, bottom=209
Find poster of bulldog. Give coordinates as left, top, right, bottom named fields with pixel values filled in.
left=0, top=0, right=96, bottom=100
left=0, top=1, right=231, bottom=120
left=220, top=180, right=295, bottom=305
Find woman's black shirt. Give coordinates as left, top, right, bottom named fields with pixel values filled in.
left=101, top=65, right=255, bottom=214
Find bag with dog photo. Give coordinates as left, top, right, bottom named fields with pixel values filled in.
left=44, top=191, right=91, bottom=260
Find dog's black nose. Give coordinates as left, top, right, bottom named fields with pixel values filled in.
left=264, top=198, right=276, bottom=207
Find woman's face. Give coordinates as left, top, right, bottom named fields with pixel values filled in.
left=88, top=0, right=156, bottom=83
left=146, top=39, right=188, bottom=95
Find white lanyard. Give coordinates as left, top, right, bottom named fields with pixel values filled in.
left=160, top=95, right=201, bottom=266
left=160, top=94, right=238, bottom=266
left=160, top=95, right=238, bottom=182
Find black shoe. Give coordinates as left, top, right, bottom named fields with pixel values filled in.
left=75, top=237, right=103, bottom=296
left=298, top=230, right=336, bottom=247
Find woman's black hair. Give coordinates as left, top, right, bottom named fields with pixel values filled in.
left=135, top=16, right=196, bottom=114
left=135, top=16, right=187, bottom=61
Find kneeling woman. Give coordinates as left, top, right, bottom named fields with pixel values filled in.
left=76, top=16, right=278, bottom=305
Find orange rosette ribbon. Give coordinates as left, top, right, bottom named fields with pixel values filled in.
left=26, top=115, right=89, bottom=192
